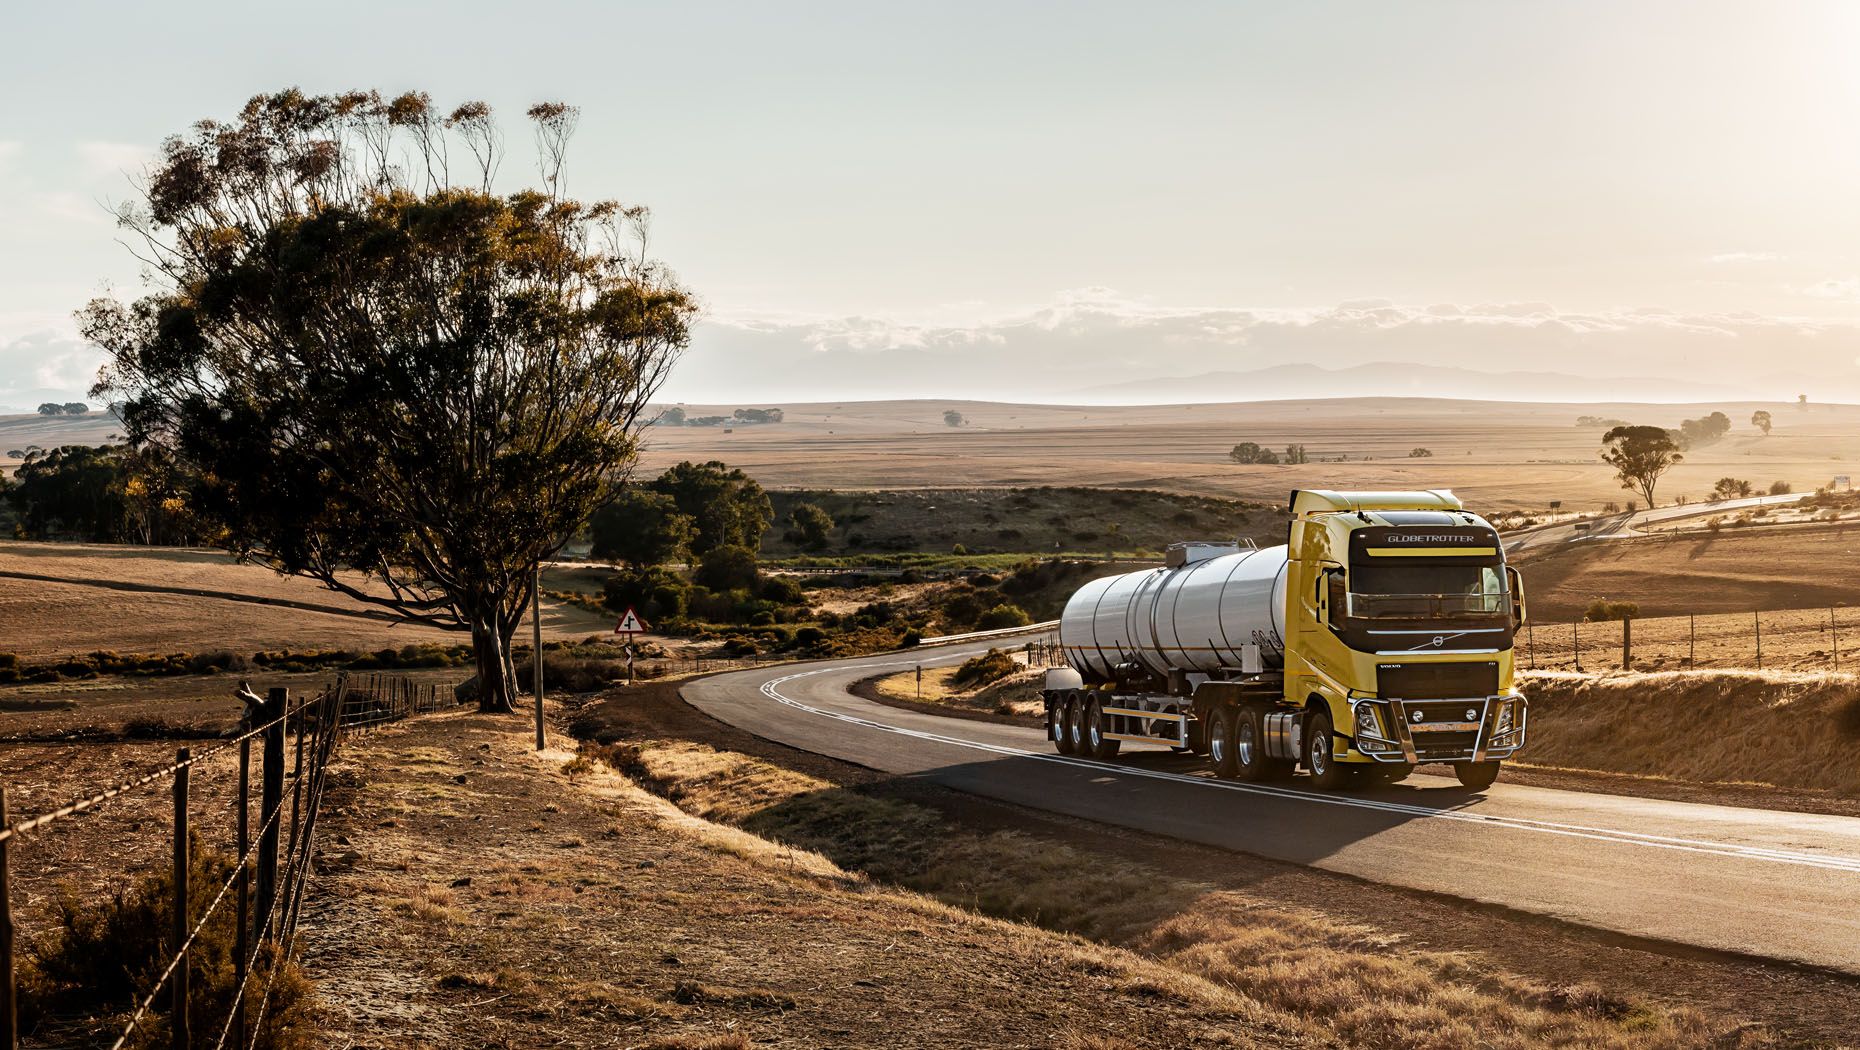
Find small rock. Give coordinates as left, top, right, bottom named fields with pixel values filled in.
left=637, top=859, right=657, bottom=869
left=450, top=876, right=472, bottom=888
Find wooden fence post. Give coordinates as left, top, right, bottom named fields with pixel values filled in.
left=255, top=689, right=286, bottom=942
left=1755, top=612, right=1763, bottom=670
left=1689, top=614, right=1696, bottom=667
left=1527, top=621, right=1535, bottom=670
left=1832, top=608, right=1840, bottom=673
left=172, top=748, right=191, bottom=1050
left=233, top=738, right=250, bottom=1050
left=2, top=784, right=16, bottom=1050
left=1622, top=617, right=1632, bottom=670
left=1573, top=619, right=1582, bottom=672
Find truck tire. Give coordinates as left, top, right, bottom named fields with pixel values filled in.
left=1067, top=693, right=1091, bottom=756
left=1303, top=710, right=1361, bottom=790
left=1085, top=697, right=1121, bottom=760
left=1208, top=706, right=1241, bottom=778
left=1234, top=706, right=1295, bottom=782
left=1049, top=695, right=1074, bottom=755
left=1455, top=761, right=1501, bottom=791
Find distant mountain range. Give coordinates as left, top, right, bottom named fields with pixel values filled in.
left=1071, top=363, right=1750, bottom=404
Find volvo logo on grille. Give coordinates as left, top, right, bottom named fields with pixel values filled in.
left=1432, top=636, right=1446, bottom=647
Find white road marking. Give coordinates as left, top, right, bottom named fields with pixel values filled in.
left=753, top=663, right=1860, bottom=875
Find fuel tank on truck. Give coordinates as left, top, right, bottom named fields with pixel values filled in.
left=1059, top=543, right=1289, bottom=681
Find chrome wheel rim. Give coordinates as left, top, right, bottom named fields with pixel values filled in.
left=1210, top=716, right=1227, bottom=765
left=1088, top=706, right=1102, bottom=748
left=1309, top=730, right=1328, bottom=776
left=1237, top=719, right=1256, bottom=766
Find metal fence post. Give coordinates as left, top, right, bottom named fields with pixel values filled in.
left=534, top=566, right=546, bottom=751
left=2, top=784, right=16, bottom=1050
left=1527, top=621, right=1535, bottom=670
left=171, top=748, right=191, bottom=1050
left=255, top=689, right=286, bottom=942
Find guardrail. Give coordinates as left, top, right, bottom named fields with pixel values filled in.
left=915, top=620, right=1059, bottom=647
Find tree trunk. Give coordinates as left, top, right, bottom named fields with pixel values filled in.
left=471, top=610, right=516, bottom=713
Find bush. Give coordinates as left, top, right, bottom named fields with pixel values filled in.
left=758, top=575, right=805, bottom=605
left=952, top=648, right=1017, bottom=687
left=975, top=603, right=1033, bottom=630
left=603, top=567, right=689, bottom=623
left=20, top=834, right=316, bottom=1048
left=694, top=544, right=761, bottom=592
left=1584, top=599, right=1640, bottom=622
left=899, top=630, right=923, bottom=648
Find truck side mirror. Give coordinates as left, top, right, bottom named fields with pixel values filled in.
left=1505, top=566, right=1527, bottom=627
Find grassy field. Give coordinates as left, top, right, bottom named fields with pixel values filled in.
left=1510, top=523, right=1860, bottom=622
left=0, top=540, right=619, bottom=660
left=637, top=396, right=1860, bottom=513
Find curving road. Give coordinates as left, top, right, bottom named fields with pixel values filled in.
left=686, top=635, right=1860, bottom=975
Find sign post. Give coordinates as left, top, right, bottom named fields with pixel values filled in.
left=615, top=607, right=648, bottom=685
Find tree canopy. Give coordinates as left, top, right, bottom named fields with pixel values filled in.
left=651, top=461, right=773, bottom=555
left=588, top=489, right=695, bottom=569
left=1751, top=410, right=1772, bottom=435
left=1600, top=425, right=1682, bottom=508
left=80, top=89, right=695, bottom=712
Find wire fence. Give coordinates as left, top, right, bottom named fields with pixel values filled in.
left=1520, top=606, right=1854, bottom=674
left=0, top=671, right=461, bottom=1050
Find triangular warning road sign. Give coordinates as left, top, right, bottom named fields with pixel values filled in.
left=615, top=606, right=648, bottom=634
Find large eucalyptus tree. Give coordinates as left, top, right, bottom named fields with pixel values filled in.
left=81, top=90, right=695, bottom=712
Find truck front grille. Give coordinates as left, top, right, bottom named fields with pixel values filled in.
left=1377, top=662, right=1498, bottom=700
left=1410, top=730, right=1479, bottom=760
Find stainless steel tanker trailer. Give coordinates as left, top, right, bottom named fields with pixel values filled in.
left=1042, top=489, right=1528, bottom=790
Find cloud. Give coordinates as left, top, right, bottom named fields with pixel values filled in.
left=1706, top=251, right=1781, bottom=264
left=0, top=141, right=20, bottom=174
left=660, top=291, right=1860, bottom=404
left=0, top=331, right=107, bottom=412
left=77, top=141, right=152, bottom=181
left=1798, top=278, right=1860, bottom=300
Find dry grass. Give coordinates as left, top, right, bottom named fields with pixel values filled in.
left=1520, top=669, right=1860, bottom=795
left=872, top=664, right=1045, bottom=721
left=1512, top=524, right=1860, bottom=621
left=599, top=736, right=1766, bottom=1049
left=634, top=396, right=1860, bottom=510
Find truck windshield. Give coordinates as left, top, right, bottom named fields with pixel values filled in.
left=1349, top=563, right=1506, bottom=619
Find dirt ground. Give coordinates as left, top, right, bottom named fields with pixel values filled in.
left=298, top=706, right=1294, bottom=1049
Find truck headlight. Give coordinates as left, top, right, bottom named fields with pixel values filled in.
left=1353, top=701, right=1386, bottom=739
left=1493, top=700, right=1515, bottom=735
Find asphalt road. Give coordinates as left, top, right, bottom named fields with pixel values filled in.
left=1504, top=492, right=1808, bottom=553
left=685, top=635, right=1860, bottom=975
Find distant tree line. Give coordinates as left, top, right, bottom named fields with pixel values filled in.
left=650, top=406, right=785, bottom=426
left=1228, top=442, right=1308, bottom=465
left=35, top=402, right=90, bottom=416
left=3, top=444, right=201, bottom=544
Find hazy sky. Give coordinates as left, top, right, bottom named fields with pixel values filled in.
left=7, top=1, right=1860, bottom=407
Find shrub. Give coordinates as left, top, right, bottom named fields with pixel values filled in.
left=899, top=630, right=923, bottom=648
left=603, top=567, right=689, bottom=623
left=20, top=834, right=315, bottom=1048
left=793, top=626, right=828, bottom=649
left=758, top=575, right=805, bottom=605
left=952, top=648, right=1017, bottom=687
left=975, top=603, right=1032, bottom=630
left=694, top=544, right=760, bottom=592
left=1584, top=598, right=1640, bottom=622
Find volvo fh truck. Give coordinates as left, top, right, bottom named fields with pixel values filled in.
left=1041, top=490, right=1528, bottom=790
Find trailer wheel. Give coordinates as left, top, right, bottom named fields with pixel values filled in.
left=1049, top=695, right=1074, bottom=755
left=1454, top=761, right=1501, bottom=791
left=1208, top=706, right=1241, bottom=779
left=1303, top=710, right=1361, bottom=790
left=1085, top=697, right=1121, bottom=760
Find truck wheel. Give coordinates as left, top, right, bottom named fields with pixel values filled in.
left=1303, top=710, right=1360, bottom=790
left=1067, top=693, right=1090, bottom=756
left=1049, top=696, right=1074, bottom=755
left=1233, top=706, right=1273, bottom=781
left=1455, top=761, right=1502, bottom=791
left=1085, top=697, right=1121, bottom=760
left=1208, top=706, right=1241, bottom=778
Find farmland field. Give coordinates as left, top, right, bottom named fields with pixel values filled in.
left=636, top=396, right=1860, bottom=512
